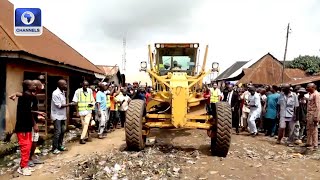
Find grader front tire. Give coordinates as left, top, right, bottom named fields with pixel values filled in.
left=211, top=102, right=232, bottom=157
left=125, top=99, right=146, bottom=151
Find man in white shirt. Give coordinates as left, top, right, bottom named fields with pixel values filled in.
left=247, top=86, right=261, bottom=136
left=117, top=88, right=131, bottom=128
left=51, top=79, right=75, bottom=154
left=72, top=80, right=95, bottom=144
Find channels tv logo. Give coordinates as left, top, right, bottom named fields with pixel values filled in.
left=14, top=8, right=42, bottom=36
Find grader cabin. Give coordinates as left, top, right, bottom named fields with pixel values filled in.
left=0, top=0, right=105, bottom=140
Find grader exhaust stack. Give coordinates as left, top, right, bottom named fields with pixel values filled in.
left=125, top=43, right=232, bottom=157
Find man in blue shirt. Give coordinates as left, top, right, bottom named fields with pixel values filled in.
left=276, top=84, right=299, bottom=144
left=138, top=87, right=146, bottom=101
left=95, top=83, right=108, bottom=139
left=264, top=85, right=280, bottom=137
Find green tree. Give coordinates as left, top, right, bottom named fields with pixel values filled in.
left=287, top=55, right=320, bottom=75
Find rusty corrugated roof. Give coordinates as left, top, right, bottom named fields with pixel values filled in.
left=0, top=0, right=103, bottom=74
left=284, top=76, right=320, bottom=86
left=238, top=53, right=308, bottom=85
left=97, top=65, right=119, bottom=76
left=284, top=68, right=307, bottom=79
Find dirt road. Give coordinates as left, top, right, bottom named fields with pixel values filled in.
left=2, top=129, right=320, bottom=180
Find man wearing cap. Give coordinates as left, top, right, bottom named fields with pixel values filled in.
left=295, top=87, right=308, bottom=144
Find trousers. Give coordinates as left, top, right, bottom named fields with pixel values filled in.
left=232, top=109, right=239, bottom=131
left=108, top=110, right=119, bottom=129
left=247, top=111, right=259, bottom=133
left=210, top=103, right=217, bottom=119
left=298, top=120, right=306, bottom=140
left=119, top=111, right=126, bottom=127
left=264, top=118, right=277, bottom=135
left=287, top=121, right=300, bottom=142
left=241, top=111, right=249, bottom=128
left=306, top=121, right=318, bottom=147
left=17, top=132, right=32, bottom=168
left=96, top=110, right=108, bottom=135
left=80, top=113, right=92, bottom=139
left=52, top=120, right=66, bottom=150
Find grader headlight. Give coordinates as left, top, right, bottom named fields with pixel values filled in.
left=140, top=61, right=147, bottom=71
left=212, top=62, right=219, bottom=72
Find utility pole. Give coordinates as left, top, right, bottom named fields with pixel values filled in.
left=122, top=34, right=127, bottom=73
left=281, top=23, right=290, bottom=83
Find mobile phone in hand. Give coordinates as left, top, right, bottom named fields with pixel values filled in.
left=88, top=103, right=94, bottom=107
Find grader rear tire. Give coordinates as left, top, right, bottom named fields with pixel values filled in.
left=125, top=99, right=146, bottom=151
left=211, top=102, right=232, bottom=157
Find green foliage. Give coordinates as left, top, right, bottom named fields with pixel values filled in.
left=287, top=55, right=320, bottom=75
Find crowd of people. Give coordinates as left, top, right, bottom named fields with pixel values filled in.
left=10, top=79, right=152, bottom=176
left=11, top=76, right=320, bottom=176
left=205, top=81, right=320, bottom=149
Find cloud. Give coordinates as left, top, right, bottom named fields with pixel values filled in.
left=8, top=0, right=320, bottom=83
left=84, top=0, right=203, bottom=43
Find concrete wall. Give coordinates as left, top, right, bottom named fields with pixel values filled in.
left=5, top=59, right=89, bottom=133
left=108, top=75, right=120, bottom=85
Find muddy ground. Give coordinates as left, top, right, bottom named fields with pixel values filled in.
left=1, top=129, right=320, bottom=180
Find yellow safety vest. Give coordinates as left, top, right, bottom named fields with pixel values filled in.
left=78, top=89, right=94, bottom=111
left=106, top=95, right=111, bottom=108
left=114, top=95, right=120, bottom=111
left=210, top=88, right=219, bottom=103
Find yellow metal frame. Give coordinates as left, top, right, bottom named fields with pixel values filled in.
left=144, top=43, right=213, bottom=130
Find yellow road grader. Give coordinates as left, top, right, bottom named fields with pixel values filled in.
left=125, top=43, right=232, bottom=157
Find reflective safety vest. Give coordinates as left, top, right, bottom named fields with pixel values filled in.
left=210, top=88, right=220, bottom=103
left=159, top=64, right=164, bottom=70
left=106, top=95, right=111, bottom=108
left=78, top=89, right=94, bottom=112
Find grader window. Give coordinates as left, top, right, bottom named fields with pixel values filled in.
left=157, top=46, right=197, bottom=75
left=162, top=56, right=191, bottom=70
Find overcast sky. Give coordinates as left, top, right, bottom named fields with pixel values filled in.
left=10, top=0, right=320, bottom=83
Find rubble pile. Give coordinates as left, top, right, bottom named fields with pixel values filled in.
left=65, top=145, right=200, bottom=180
left=63, top=128, right=82, bottom=143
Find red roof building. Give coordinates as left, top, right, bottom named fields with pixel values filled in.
left=0, top=0, right=104, bottom=134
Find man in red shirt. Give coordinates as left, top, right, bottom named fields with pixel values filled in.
left=203, top=85, right=211, bottom=113
left=146, top=88, right=152, bottom=104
